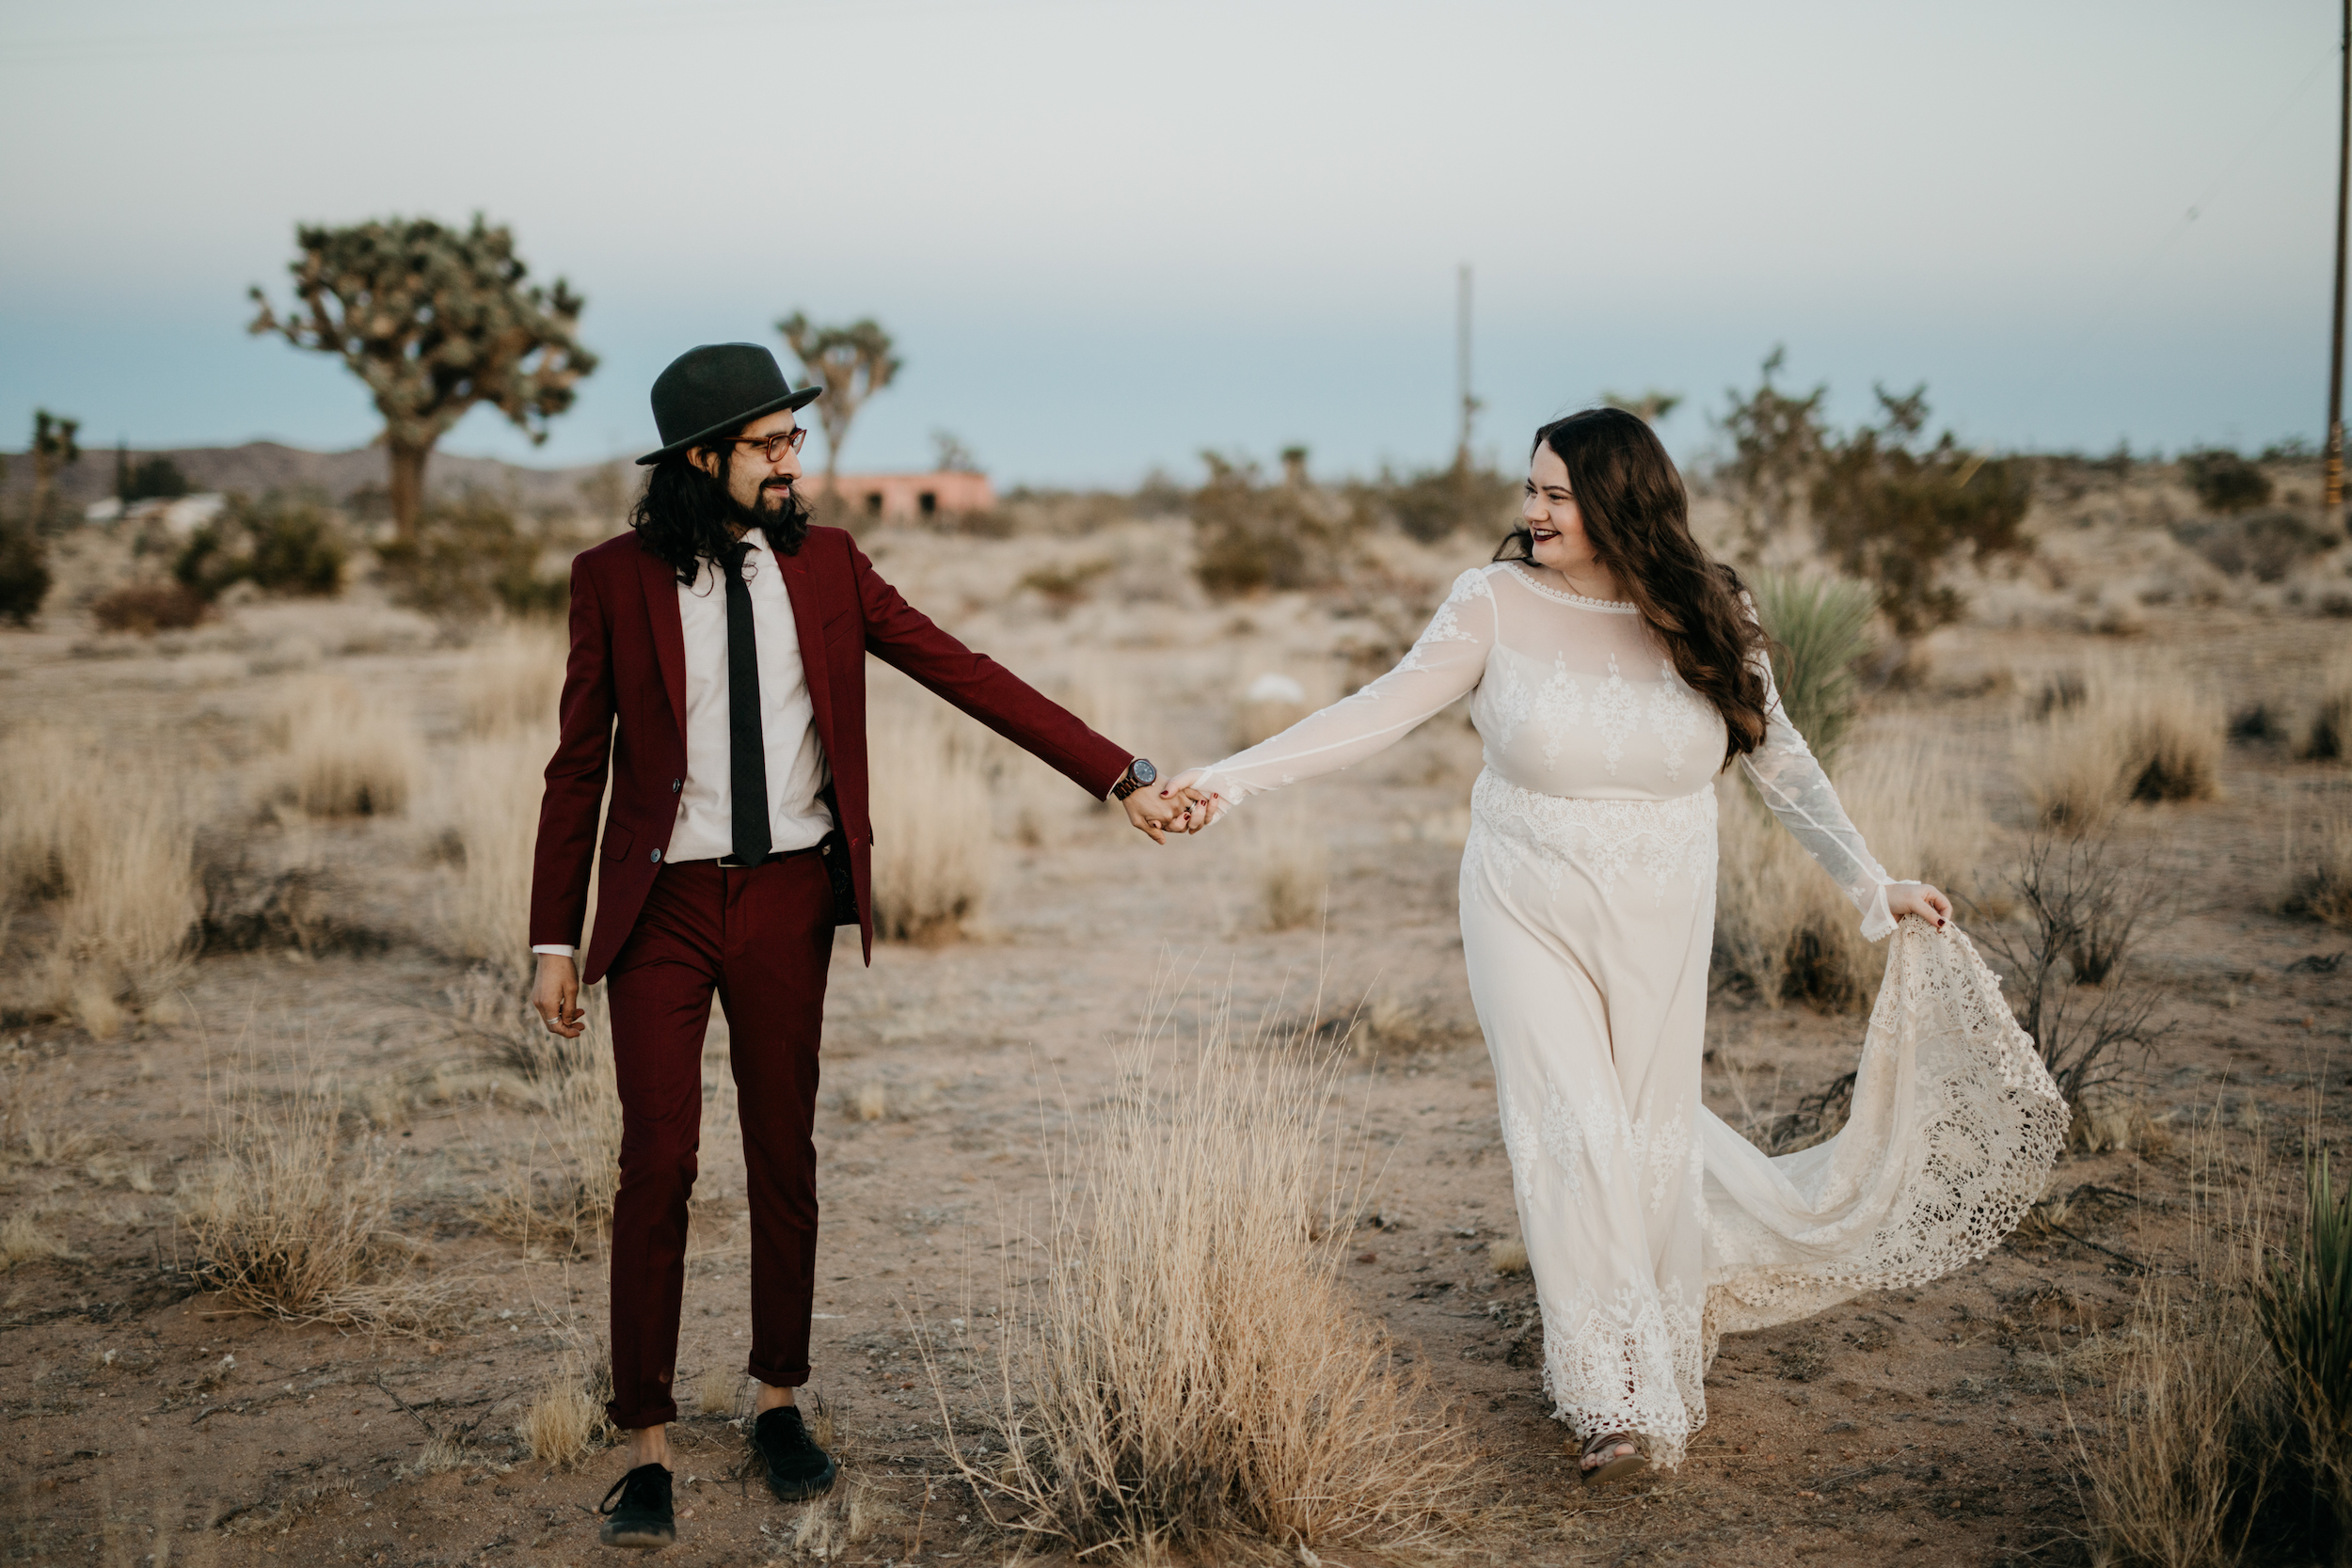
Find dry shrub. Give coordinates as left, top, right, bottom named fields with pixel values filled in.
left=456, top=624, right=566, bottom=737
left=940, top=988, right=1471, bottom=1557
left=433, top=732, right=548, bottom=976
left=2069, top=1099, right=2173, bottom=1158
left=1230, top=672, right=1313, bottom=751
left=1489, top=1238, right=1530, bottom=1275
left=2019, top=657, right=2225, bottom=832
left=1713, top=735, right=1990, bottom=1009
left=2284, top=807, right=2352, bottom=927
left=867, top=695, right=995, bottom=943
left=476, top=984, right=622, bottom=1256
left=0, top=724, right=199, bottom=1032
left=272, top=674, right=421, bottom=817
left=178, top=1068, right=455, bottom=1338
left=690, top=1363, right=741, bottom=1418
left=2071, top=1111, right=2328, bottom=1567
left=88, top=581, right=206, bottom=634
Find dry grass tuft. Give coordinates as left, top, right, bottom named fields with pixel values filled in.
left=689, top=1364, right=741, bottom=1419
left=272, top=675, right=421, bottom=817
left=0, top=1212, right=80, bottom=1268
left=2302, top=649, right=2351, bottom=763
left=2018, top=657, right=2225, bottom=832
left=2284, top=808, right=2352, bottom=928
left=431, top=735, right=553, bottom=978
left=1488, top=1238, right=1530, bottom=1275
left=1715, top=735, right=1990, bottom=1010
left=178, top=1067, right=456, bottom=1338
left=1244, top=797, right=1329, bottom=932
left=0, top=1055, right=95, bottom=1168
left=0, top=724, right=199, bottom=1026
left=456, top=625, right=566, bottom=738
left=475, top=985, right=623, bottom=1256
left=937, top=984, right=1472, bottom=1557
left=522, top=1341, right=614, bottom=1467
left=867, top=699, right=996, bottom=943
left=2070, top=1110, right=2324, bottom=1566
left=2068, top=1098, right=2173, bottom=1159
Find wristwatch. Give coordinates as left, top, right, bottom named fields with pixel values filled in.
left=1111, top=757, right=1157, bottom=801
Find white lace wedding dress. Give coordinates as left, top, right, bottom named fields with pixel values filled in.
left=1190, top=562, right=2066, bottom=1467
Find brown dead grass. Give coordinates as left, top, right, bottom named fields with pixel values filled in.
left=456, top=625, right=566, bottom=738
left=936, top=983, right=1472, bottom=1558
left=2070, top=1109, right=2321, bottom=1567
left=273, top=674, right=421, bottom=817
left=2020, top=657, right=2226, bottom=832
left=1715, top=735, right=1991, bottom=1009
left=178, top=1065, right=458, bottom=1338
left=1246, top=797, right=1329, bottom=931
left=475, top=984, right=623, bottom=1256
left=521, top=1337, right=615, bottom=1466
left=433, top=733, right=547, bottom=976
left=2284, top=807, right=2352, bottom=927
left=0, top=723, right=199, bottom=1033
left=866, top=689, right=996, bottom=943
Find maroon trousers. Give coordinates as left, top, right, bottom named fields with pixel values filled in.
left=601, top=853, right=834, bottom=1429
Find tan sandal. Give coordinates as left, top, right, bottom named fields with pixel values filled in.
left=1579, top=1430, right=1645, bottom=1485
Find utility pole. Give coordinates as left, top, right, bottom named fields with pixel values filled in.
left=1454, top=262, right=1480, bottom=471
left=2329, top=0, right=2349, bottom=511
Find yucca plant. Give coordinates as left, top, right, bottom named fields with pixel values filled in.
left=2259, top=1151, right=2352, bottom=1545
left=1749, top=570, right=1877, bottom=771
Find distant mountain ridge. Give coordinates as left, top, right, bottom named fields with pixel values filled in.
left=0, top=441, right=616, bottom=513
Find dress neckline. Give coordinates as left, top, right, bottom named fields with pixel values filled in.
left=1500, top=562, right=1638, bottom=612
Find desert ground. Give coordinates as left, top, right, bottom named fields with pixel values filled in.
left=1, top=460, right=2348, bottom=1567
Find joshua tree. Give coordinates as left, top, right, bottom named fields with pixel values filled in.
left=250, top=215, right=596, bottom=540
left=29, top=410, right=80, bottom=529
left=777, top=312, right=901, bottom=489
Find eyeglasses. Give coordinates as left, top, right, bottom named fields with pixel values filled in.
left=733, top=427, right=808, bottom=462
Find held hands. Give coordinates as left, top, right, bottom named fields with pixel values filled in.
left=531, top=952, right=586, bottom=1037
left=1120, top=782, right=1210, bottom=844
left=1886, top=881, right=1952, bottom=930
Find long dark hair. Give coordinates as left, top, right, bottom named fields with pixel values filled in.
left=1495, top=407, right=1770, bottom=763
left=629, top=439, right=810, bottom=586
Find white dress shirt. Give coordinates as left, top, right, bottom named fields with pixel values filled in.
left=532, top=531, right=833, bottom=958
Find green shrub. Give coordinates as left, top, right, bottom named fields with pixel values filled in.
left=2259, top=1152, right=2352, bottom=1544
left=174, top=493, right=346, bottom=599
left=0, top=515, right=51, bottom=626
left=1808, top=387, right=2031, bottom=635
left=1191, top=453, right=1344, bottom=597
left=1357, top=461, right=1520, bottom=545
left=2183, top=448, right=2275, bottom=515
left=377, top=493, right=566, bottom=619
left=1749, top=571, right=1876, bottom=771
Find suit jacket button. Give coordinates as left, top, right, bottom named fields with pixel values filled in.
left=671, top=779, right=681, bottom=792
left=650, top=848, right=662, bottom=863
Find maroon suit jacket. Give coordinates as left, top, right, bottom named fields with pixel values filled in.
left=528, top=526, right=1133, bottom=982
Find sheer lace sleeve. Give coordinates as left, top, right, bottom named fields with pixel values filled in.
left=1191, top=566, right=1497, bottom=810
left=1737, top=650, right=1899, bottom=940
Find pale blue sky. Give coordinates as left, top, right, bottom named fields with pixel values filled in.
left=0, top=1, right=2337, bottom=485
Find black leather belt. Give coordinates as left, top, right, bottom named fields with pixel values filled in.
left=710, top=842, right=826, bottom=868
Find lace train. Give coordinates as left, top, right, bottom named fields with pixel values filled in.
left=1700, top=919, right=2069, bottom=1354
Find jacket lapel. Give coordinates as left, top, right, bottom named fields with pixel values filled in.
left=636, top=539, right=689, bottom=747
left=779, top=546, right=834, bottom=755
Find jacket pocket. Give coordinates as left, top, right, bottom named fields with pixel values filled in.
left=600, top=825, right=635, bottom=863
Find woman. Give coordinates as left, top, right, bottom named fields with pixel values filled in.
left=1166, top=408, right=2064, bottom=1482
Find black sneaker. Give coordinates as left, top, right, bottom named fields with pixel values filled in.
left=754, top=1404, right=838, bottom=1502
left=596, top=1463, right=675, bottom=1549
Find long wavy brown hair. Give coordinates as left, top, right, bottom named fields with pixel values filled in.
left=1495, top=407, right=1769, bottom=764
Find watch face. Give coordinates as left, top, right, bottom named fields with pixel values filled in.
left=1130, top=758, right=1157, bottom=785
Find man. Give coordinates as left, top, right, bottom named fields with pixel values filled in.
left=527, top=343, right=1187, bottom=1549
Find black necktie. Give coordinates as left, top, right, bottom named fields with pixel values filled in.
left=722, top=542, right=771, bottom=865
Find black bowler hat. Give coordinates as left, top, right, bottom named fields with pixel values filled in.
left=636, top=342, right=820, bottom=466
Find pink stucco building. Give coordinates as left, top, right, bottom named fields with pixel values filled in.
left=806, top=470, right=994, bottom=521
